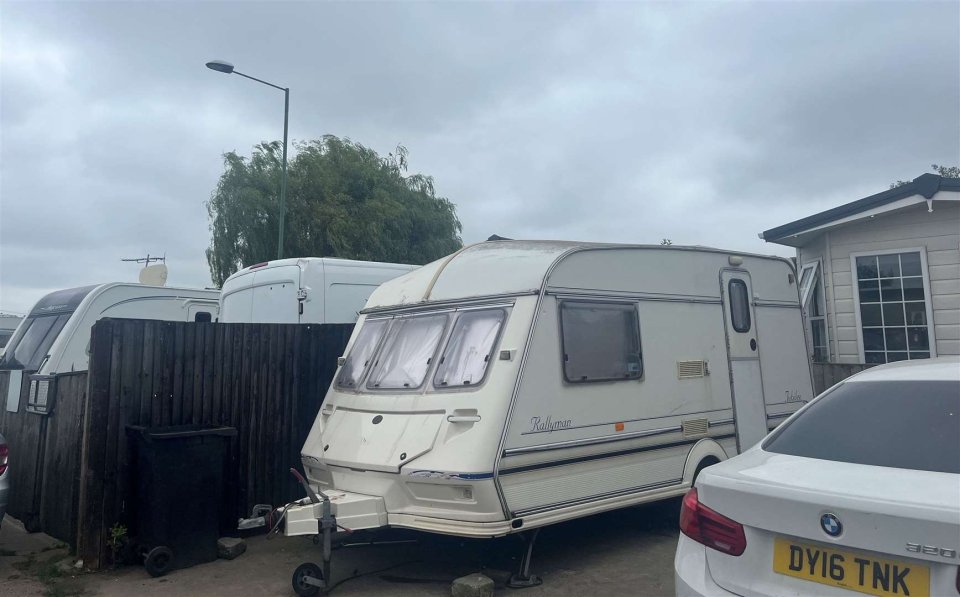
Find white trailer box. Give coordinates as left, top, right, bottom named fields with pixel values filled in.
left=218, top=258, right=419, bottom=324
left=284, top=241, right=815, bottom=543
left=1, top=283, right=218, bottom=412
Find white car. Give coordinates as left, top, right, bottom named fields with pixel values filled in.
left=675, top=357, right=960, bottom=597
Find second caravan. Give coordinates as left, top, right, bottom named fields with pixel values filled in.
left=1, top=283, right=219, bottom=413
left=283, top=241, right=814, bottom=547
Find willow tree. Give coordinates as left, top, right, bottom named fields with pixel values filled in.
left=205, top=136, right=463, bottom=287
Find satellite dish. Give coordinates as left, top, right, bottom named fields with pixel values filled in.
left=139, top=263, right=168, bottom=286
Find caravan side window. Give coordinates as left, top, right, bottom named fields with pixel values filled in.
left=336, top=319, right=389, bottom=389
left=559, top=301, right=642, bottom=383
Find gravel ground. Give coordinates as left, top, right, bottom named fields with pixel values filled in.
left=1, top=498, right=682, bottom=596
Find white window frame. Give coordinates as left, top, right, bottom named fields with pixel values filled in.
left=799, top=259, right=831, bottom=362
left=849, top=247, right=937, bottom=364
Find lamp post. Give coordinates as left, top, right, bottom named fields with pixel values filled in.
left=206, top=60, right=289, bottom=260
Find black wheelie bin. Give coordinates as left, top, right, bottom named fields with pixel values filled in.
left=127, top=424, right=237, bottom=576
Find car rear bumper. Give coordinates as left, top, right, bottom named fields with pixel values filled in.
left=674, top=534, right=738, bottom=597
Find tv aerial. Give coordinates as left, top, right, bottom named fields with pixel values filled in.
left=122, top=253, right=168, bottom=286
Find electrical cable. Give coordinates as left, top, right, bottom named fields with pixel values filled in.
left=266, top=500, right=300, bottom=540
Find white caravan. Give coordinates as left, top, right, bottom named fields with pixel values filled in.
left=1, top=284, right=218, bottom=413
left=282, top=241, right=814, bottom=592
left=218, top=258, right=419, bottom=324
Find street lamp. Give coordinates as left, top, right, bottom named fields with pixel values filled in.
left=206, top=60, right=290, bottom=260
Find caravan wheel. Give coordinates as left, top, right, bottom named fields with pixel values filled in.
left=292, top=562, right=325, bottom=596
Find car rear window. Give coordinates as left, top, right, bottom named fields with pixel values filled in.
left=763, top=380, right=959, bottom=474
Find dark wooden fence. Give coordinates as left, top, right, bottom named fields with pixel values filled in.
left=0, top=319, right=352, bottom=570
left=811, top=362, right=875, bottom=394
left=0, top=371, right=87, bottom=544
left=76, top=319, right=352, bottom=568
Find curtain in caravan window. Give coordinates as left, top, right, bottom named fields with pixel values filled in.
left=336, top=319, right=388, bottom=388
left=560, top=302, right=642, bottom=383
left=367, top=314, right=447, bottom=389
left=434, top=309, right=505, bottom=388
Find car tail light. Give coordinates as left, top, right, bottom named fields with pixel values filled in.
left=0, top=441, right=8, bottom=476
left=679, top=488, right=746, bottom=556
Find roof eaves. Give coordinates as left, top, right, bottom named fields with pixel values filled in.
left=762, top=174, right=960, bottom=243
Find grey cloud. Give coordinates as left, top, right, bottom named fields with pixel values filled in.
left=2, top=1, right=958, bottom=314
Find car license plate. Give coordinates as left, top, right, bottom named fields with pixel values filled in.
left=773, top=537, right=930, bottom=597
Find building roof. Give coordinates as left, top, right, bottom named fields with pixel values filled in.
left=762, top=173, right=960, bottom=247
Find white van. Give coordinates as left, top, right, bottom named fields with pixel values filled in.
left=283, top=241, right=814, bottom=549
left=1, top=283, right=218, bottom=412
left=218, top=258, right=419, bottom=324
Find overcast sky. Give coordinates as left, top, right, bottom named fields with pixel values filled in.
left=1, top=1, right=958, bottom=314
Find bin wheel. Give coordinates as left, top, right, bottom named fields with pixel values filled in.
left=292, top=563, right=325, bottom=596
left=144, top=546, right=174, bottom=577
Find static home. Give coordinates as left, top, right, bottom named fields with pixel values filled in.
left=762, top=173, right=960, bottom=365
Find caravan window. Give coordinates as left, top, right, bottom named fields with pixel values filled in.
left=336, top=319, right=389, bottom=389
left=0, top=314, right=70, bottom=371
left=560, top=301, right=642, bottom=383
left=367, top=314, right=447, bottom=390
left=434, top=309, right=505, bottom=388
left=728, top=279, right=751, bottom=333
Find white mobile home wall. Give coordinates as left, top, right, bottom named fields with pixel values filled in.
left=797, top=200, right=960, bottom=363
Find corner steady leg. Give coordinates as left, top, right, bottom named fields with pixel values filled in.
left=507, top=528, right=543, bottom=589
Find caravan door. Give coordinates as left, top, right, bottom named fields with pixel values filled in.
left=720, top=270, right=767, bottom=452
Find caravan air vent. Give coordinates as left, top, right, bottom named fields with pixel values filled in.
left=682, top=418, right=709, bottom=437
left=677, top=360, right=707, bottom=379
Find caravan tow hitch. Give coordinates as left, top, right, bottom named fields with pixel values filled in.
left=289, top=468, right=337, bottom=596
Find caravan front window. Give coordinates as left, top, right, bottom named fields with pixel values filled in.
left=336, top=319, right=389, bottom=389
left=560, top=301, right=642, bottom=383
left=0, top=314, right=70, bottom=371
left=434, top=309, right=505, bottom=388
left=367, top=314, right=447, bottom=390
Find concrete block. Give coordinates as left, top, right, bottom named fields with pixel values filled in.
left=451, top=573, right=494, bottom=597
left=217, top=537, right=247, bottom=560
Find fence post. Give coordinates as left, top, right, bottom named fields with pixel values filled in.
left=76, top=320, right=115, bottom=569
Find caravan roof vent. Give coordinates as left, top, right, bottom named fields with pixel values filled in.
left=677, top=360, right=707, bottom=379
